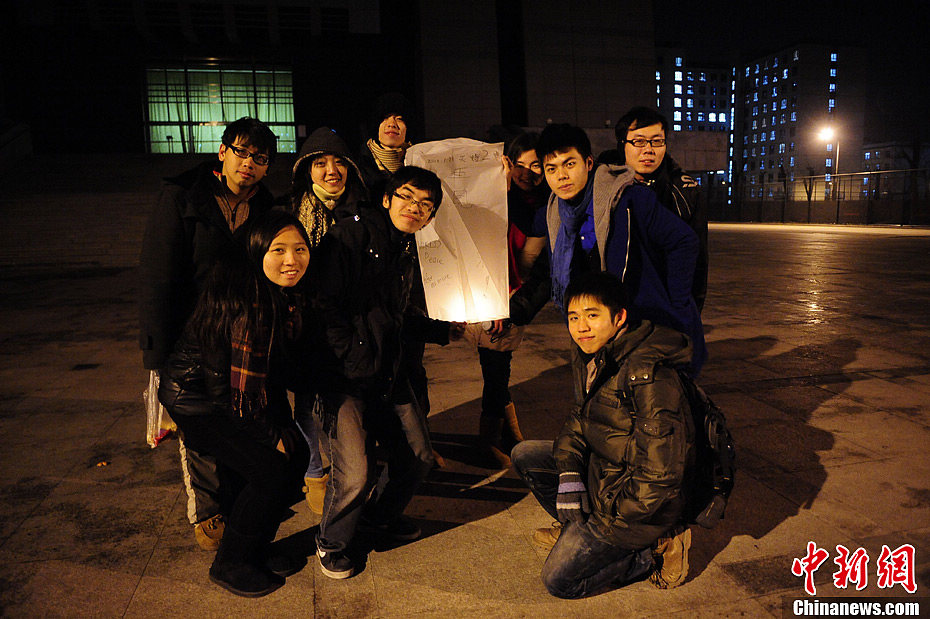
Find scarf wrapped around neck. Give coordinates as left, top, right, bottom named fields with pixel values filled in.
left=550, top=180, right=595, bottom=312
left=297, top=189, right=337, bottom=247
left=229, top=292, right=303, bottom=419
left=367, top=138, right=408, bottom=173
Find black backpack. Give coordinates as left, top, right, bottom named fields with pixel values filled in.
left=677, top=369, right=736, bottom=529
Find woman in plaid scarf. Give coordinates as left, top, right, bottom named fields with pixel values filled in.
left=158, top=210, right=314, bottom=597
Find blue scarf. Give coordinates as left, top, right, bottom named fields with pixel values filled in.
left=550, top=180, right=595, bottom=311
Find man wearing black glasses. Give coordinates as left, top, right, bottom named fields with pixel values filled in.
left=310, top=166, right=460, bottom=580
left=599, top=107, right=708, bottom=312
left=139, top=116, right=277, bottom=551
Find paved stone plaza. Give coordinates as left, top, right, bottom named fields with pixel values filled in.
left=1, top=223, right=929, bottom=617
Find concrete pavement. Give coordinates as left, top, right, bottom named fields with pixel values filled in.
left=1, top=223, right=929, bottom=617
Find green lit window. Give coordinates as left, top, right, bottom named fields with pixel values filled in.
left=145, top=65, right=296, bottom=154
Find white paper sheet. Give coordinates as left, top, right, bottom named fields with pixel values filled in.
left=405, top=138, right=509, bottom=322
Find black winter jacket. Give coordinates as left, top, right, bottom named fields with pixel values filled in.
left=138, top=161, right=274, bottom=369
left=311, top=204, right=441, bottom=400
left=555, top=320, right=696, bottom=550
left=157, top=319, right=302, bottom=447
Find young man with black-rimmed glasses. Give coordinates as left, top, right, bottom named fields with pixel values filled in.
left=310, top=166, right=463, bottom=579
left=139, top=116, right=277, bottom=551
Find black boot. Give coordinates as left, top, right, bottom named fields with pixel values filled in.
left=209, top=526, right=284, bottom=598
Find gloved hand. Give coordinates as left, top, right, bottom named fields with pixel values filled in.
left=556, top=471, right=590, bottom=524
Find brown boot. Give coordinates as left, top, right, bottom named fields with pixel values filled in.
left=501, top=402, right=525, bottom=444
left=649, top=525, right=691, bottom=589
left=478, top=416, right=511, bottom=468
left=532, top=522, right=562, bottom=551
left=303, top=474, right=329, bottom=515
left=194, top=514, right=225, bottom=551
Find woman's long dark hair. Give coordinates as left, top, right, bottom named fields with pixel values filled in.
left=189, top=210, right=310, bottom=352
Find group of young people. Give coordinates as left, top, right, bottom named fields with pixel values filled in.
left=138, top=98, right=709, bottom=599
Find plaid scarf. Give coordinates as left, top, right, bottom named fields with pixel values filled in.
left=229, top=293, right=303, bottom=418
left=297, top=191, right=334, bottom=247
left=230, top=313, right=272, bottom=419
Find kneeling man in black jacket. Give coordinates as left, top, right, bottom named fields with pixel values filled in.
left=512, top=271, right=696, bottom=598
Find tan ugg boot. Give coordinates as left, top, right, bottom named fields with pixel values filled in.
left=478, top=416, right=512, bottom=468
left=532, top=522, right=562, bottom=551
left=303, top=474, right=329, bottom=515
left=502, top=402, right=525, bottom=443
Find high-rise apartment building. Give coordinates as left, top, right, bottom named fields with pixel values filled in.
left=732, top=44, right=867, bottom=198
left=655, top=49, right=732, bottom=134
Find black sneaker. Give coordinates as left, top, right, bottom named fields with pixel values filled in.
left=359, top=515, right=421, bottom=543
left=317, top=547, right=355, bottom=579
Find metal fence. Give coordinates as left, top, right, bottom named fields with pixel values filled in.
left=709, top=169, right=930, bottom=225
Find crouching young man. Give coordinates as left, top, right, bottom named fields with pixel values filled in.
left=512, top=271, right=695, bottom=598
left=311, top=166, right=443, bottom=579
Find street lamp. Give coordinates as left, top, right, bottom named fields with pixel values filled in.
left=819, top=126, right=841, bottom=221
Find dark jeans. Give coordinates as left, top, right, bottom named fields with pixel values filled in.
left=511, top=440, right=654, bottom=599
left=477, top=347, right=513, bottom=419
left=294, top=391, right=326, bottom=478
left=316, top=391, right=434, bottom=553
left=172, top=412, right=309, bottom=539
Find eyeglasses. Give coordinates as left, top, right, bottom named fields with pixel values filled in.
left=224, top=143, right=270, bottom=166
left=624, top=138, right=666, bottom=148
left=393, top=191, right=434, bottom=215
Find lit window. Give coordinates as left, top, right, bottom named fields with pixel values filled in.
left=656, top=70, right=661, bottom=80
left=697, top=112, right=705, bottom=121
left=773, top=57, right=779, bottom=68
left=782, top=68, right=788, bottom=79
left=675, top=84, right=682, bottom=94
left=770, top=131, right=775, bottom=140
left=675, top=71, right=683, bottom=81
left=826, top=158, right=833, bottom=167
left=752, top=106, right=758, bottom=116
left=791, top=111, right=797, bottom=121
left=719, top=113, right=727, bottom=123
left=656, top=97, right=660, bottom=107
left=761, top=146, right=766, bottom=156
left=876, top=164, right=880, bottom=170
left=675, top=57, right=683, bottom=67
left=830, top=68, right=836, bottom=77
left=686, top=111, right=692, bottom=121
left=674, top=97, right=682, bottom=108
left=825, top=173, right=831, bottom=181
left=687, top=83, right=694, bottom=94
left=865, top=152, right=870, bottom=160
left=687, top=71, right=693, bottom=80
left=145, top=66, right=296, bottom=154
left=687, top=98, right=694, bottom=108
left=761, top=132, right=766, bottom=142
left=773, top=86, right=778, bottom=96
left=656, top=84, right=661, bottom=93
left=709, top=112, right=716, bottom=122
left=744, top=67, right=750, bottom=77
left=863, top=178, right=869, bottom=185
left=700, top=72, right=706, bottom=81
left=743, top=136, right=748, bottom=144
left=752, top=121, right=758, bottom=130
left=763, top=75, right=768, bottom=85
left=778, top=143, right=785, bottom=153
left=754, top=64, right=760, bottom=74
left=673, top=124, right=682, bottom=131
left=830, top=52, right=837, bottom=62
left=828, top=98, right=835, bottom=108
left=790, top=156, right=795, bottom=167
left=781, top=99, right=787, bottom=109
left=753, top=92, right=758, bottom=101
left=829, top=83, right=836, bottom=92
left=674, top=111, right=682, bottom=121
left=826, top=143, right=833, bottom=152
left=762, top=103, right=768, bottom=113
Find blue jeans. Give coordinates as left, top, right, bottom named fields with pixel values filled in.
left=316, top=389, right=434, bottom=554
left=511, top=440, right=654, bottom=599
left=294, top=391, right=326, bottom=478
